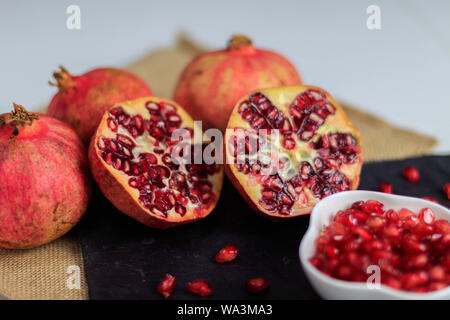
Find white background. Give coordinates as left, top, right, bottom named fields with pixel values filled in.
left=1, top=0, right=449, bottom=152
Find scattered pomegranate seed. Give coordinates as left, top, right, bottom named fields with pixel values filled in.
left=187, top=279, right=213, bottom=297
left=215, top=244, right=239, bottom=263
left=402, top=166, right=420, bottom=183
left=443, top=183, right=450, bottom=200
left=246, top=277, right=270, bottom=293
left=378, top=182, right=393, bottom=194
left=157, top=273, right=176, bottom=299
left=421, top=196, right=440, bottom=204
left=310, top=200, right=450, bottom=293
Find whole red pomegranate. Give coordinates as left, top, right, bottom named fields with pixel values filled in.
left=0, top=104, right=91, bottom=249
left=89, top=97, right=223, bottom=229
left=224, top=86, right=362, bottom=218
left=47, top=66, right=153, bottom=146
left=174, top=35, right=302, bottom=131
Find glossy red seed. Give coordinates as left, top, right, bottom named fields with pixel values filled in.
left=429, top=266, right=445, bottom=281
left=429, top=282, right=447, bottom=291
left=157, top=273, right=176, bottom=299
left=384, top=277, right=402, bottom=290
left=401, top=271, right=428, bottom=290
left=398, top=208, right=415, bottom=220
left=187, top=279, right=213, bottom=297
left=435, top=219, right=450, bottom=235
left=215, top=244, right=239, bottom=263
left=402, top=166, right=420, bottom=182
left=421, top=196, right=440, bottom=204
left=365, top=216, right=385, bottom=229
left=444, top=183, right=450, bottom=200
left=360, top=200, right=384, bottom=214
left=378, top=182, right=393, bottom=194
left=405, top=253, right=428, bottom=270
left=246, top=277, right=270, bottom=293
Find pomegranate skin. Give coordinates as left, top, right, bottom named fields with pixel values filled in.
left=0, top=104, right=91, bottom=249
left=47, top=66, right=152, bottom=146
left=174, top=35, right=302, bottom=131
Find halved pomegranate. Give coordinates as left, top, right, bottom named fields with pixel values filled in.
left=224, top=86, right=362, bottom=218
left=89, top=97, right=223, bottom=228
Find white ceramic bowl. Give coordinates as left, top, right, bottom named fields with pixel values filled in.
left=299, top=190, right=450, bottom=300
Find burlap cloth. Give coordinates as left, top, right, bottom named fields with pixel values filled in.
left=0, top=34, right=437, bottom=300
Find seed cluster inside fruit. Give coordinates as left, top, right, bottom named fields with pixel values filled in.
left=97, top=101, right=221, bottom=219
left=310, top=200, right=450, bottom=293
left=228, top=89, right=361, bottom=215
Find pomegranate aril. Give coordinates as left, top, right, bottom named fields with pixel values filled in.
left=434, top=219, right=450, bottom=234
left=246, top=277, right=270, bottom=293
left=405, top=253, right=428, bottom=270
left=384, top=277, right=402, bottom=290
left=429, top=266, right=445, bottom=281
left=360, top=200, right=384, bottom=215
left=378, top=182, right=393, bottom=194
left=429, top=282, right=448, bottom=291
left=310, top=200, right=450, bottom=293
left=413, top=222, right=434, bottom=237
left=401, top=271, right=429, bottom=290
left=187, top=279, right=213, bottom=297
left=289, top=89, right=335, bottom=142
left=157, top=273, right=176, bottom=299
left=403, top=166, right=420, bottom=182
left=418, top=208, right=435, bottom=224
left=398, top=208, right=415, bottom=220
left=215, top=244, right=239, bottom=263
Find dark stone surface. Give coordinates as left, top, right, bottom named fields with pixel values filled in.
left=79, top=155, right=450, bottom=299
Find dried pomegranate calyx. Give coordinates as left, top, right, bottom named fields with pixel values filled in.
left=225, top=85, right=362, bottom=218
left=0, top=103, right=39, bottom=128
left=48, top=65, right=75, bottom=92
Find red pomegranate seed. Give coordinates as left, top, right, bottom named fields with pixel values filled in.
left=405, top=253, right=428, bottom=270
left=418, top=208, right=435, bottom=224
left=187, top=279, right=213, bottom=297
left=157, top=273, right=176, bottom=299
left=421, top=196, right=440, bottom=204
left=402, top=271, right=428, bottom=290
left=215, top=244, right=239, bottom=263
left=435, top=219, right=450, bottom=234
left=378, top=182, right=393, bottom=194
left=402, top=166, right=420, bottom=183
left=429, top=266, right=446, bottom=281
left=360, top=200, right=384, bottom=215
left=246, top=277, right=270, bottom=293
left=444, top=183, right=450, bottom=200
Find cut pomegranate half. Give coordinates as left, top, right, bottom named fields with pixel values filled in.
left=224, top=86, right=362, bottom=218
left=89, top=97, right=223, bottom=228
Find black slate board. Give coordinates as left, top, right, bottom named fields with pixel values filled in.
left=79, top=155, right=450, bottom=299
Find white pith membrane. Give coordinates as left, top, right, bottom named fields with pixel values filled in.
left=95, top=97, right=223, bottom=221
left=225, top=86, right=362, bottom=217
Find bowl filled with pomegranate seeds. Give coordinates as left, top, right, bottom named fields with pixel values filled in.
left=299, top=190, right=450, bottom=299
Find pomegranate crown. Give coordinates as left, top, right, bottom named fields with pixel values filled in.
left=49, top=65, right=74, bottom=92
left=0, top=103, right=39, bottom=128
left=227, top=34, right=253, bottom=50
